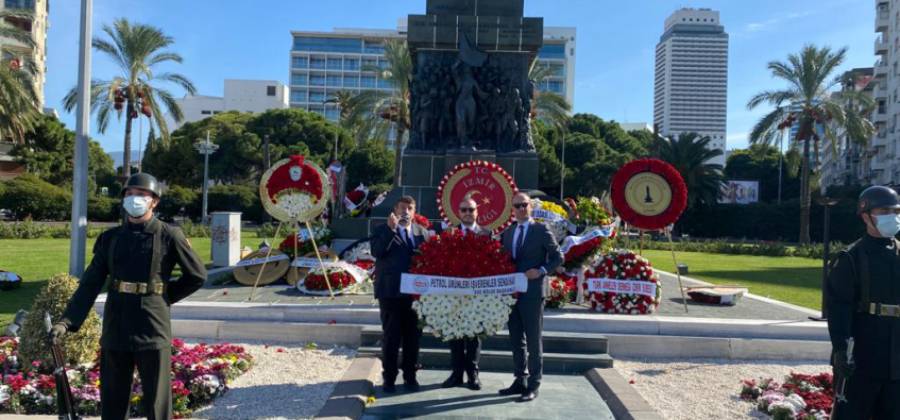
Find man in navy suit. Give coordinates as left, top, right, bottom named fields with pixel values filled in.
left=371, top=196, right=427, bottom=393
left=498, top=192, right=563, bottom=402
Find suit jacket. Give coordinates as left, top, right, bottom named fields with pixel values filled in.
left=501, top=221, right=563, bottom=300
left=371, top=222, right=428, bottom=299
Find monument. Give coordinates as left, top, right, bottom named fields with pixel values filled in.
left=333, top=0, right=544, bottom=238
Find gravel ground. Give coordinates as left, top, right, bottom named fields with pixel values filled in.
left=613, top=358, right=830, bottom=419
left=191, top=341, right=356, bottom=420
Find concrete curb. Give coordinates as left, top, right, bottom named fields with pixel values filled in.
left=315, top=356, right=381, bottom=420
left=172, top=319, right=363, bottom=346
left=586, top=368, right=663, bottom=420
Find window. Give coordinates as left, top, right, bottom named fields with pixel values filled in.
left=291, top=73, right=308, bottom=85
left=267, top=86, right=276, bottom=96
left=377, top=59, right=389, bottom=70
left=361, top=75, right=376, bottom=88
left=325, top=107, right=340, bottom=121
left=377, top=77, right=393, bottom=89
left=309, top=91, right=326, bottom=102
left=290, top=89, right=307, bottom=102
left=362, top=58, right=378, bottom=70
left=327, top=58, right=342, bottom=70
left=310, top=74, right=325, bottom=86
left=293, top=36, right=361, bottom=53
left=4, top=0, right=35, bottom=9
left=363, top=41, right=385, bottom=54
left=538, top=44, right=566, bottom=59
left=326, top=75, right=341, bottom=87
left=310, top=57, right=327, bottom=69
left=344, top=58, right=360, bottom=71
left=291, top=56, right=308, bottom=69
left=343, top=76, right=359, bottom=87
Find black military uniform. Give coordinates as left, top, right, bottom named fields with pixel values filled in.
left=827, top=186, right=900, bottom=419
left=56, top=174, right=207, bottom=420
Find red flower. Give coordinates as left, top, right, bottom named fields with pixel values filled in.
left=413, top=214, right=432, bottom=229
left=611, top=159, right=687, bottom=231
left=410, top=230, right=516, bottom=277
left=264, top=155, right=324, bottom=202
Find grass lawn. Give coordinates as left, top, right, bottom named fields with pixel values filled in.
left=0, top=235, right=263, bottom=328
left=641, top=250, right=824, bottom=310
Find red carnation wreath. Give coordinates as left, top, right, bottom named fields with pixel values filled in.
left=611, top=158, right=687, bottom=231
left=585, top=250, right=661, bottom=314
left=304, top=270, right=356, bottom=291
left=409, top=230, right=519, bottom=340
left=265, top=155, right=324, bottom=202
left=546, top=272, right=577, bottom=309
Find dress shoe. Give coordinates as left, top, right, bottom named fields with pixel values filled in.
left=442, top=373, right=464, bottom=388
left=518, top=388, right=539, bottom=402
left=403, top=378, right=421, bottom=392
left=382, top=382, right=396, bottom=393
left=466, top=376, right=482, bottom=391
left=498, top=380, right=526, bottom=396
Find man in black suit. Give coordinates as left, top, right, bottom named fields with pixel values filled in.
left=371, top=196, right=428, bottom=393
left=498, top=192, right=563, bottom=402
left=442, top=197, right=491, bottom=390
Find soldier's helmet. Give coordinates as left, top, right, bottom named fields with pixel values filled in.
left=858, top=185, right=900, bottom=214
left=121, top=173, right=162, bottom=198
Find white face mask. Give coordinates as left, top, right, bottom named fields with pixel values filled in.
left=873, top=214, right=900, bottom=238
left=123, top=196, right=152, bottom=218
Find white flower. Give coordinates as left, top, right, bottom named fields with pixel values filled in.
left=0, top=385, right=9, bottom=404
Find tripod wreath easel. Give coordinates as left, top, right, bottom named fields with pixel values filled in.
left=248, top=155, right=335, bottom=302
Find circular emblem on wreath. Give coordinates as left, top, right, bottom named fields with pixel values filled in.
left=437, top=160, right=518, bottom=233
left=611, top=158, right=687, bottom=231
left=259, top=155, right=331, bottom=223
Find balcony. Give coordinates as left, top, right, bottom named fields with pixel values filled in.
left=875, top=60, right=889, bottom=79
left=877, top=8, right=890, bottom=32
left=876, top=36, right=889, bottom=55
left=874, top=111, right=889, bottom=123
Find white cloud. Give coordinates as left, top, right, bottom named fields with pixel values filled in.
left=743, top=11, right=817, bottom=34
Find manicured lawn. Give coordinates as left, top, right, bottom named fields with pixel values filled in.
left=640, top=250, right=824, bottom=310
left=0, top=235, right=262, bottom=328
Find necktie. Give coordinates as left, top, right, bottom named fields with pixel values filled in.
left=514, top=224, right=525, bottom=259
left=404, top=228, right=413, bottom=248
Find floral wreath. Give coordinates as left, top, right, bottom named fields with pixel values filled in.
left=531, top=198, right=570, bottom=240
left=259, top=155, right=331, bottom=223
left=546, top=272, right=577, bottom=309
left=585, top=250, right=661, bottom=314
left=610, top=159, right=687, bottom=231
left=436, top=160, right=518, bottom=233
left=409, top=230, right=518, bottom=341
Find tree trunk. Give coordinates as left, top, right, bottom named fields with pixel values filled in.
left=393, top=125, right=404, bottom=187
left=122, top=101, right=135, bottom=180
left=799, top=134, right=812, bottom=244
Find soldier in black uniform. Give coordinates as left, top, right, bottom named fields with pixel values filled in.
left=49, top=173, right=207, bottom=420
left=827, top=185, right=900, bottom=419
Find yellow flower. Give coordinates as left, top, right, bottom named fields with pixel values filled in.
left=539, top=200, right=568, bottom=219
left=366, top=395, right=377, bottom=405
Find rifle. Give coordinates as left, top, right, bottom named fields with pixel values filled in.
left=43, top=312, right=81, bottom=420
left=835, top=337, right=855, bottom=404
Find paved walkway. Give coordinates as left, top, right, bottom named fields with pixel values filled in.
left=362, top=370, right=614, bottom=420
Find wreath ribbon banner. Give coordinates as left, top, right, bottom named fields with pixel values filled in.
left=400, top=273, right=527, bottom=296
left=560, top=226, right=616, bottom=254
left=587, top=278, right=658, bottom=298
left=235, top=254, right=290, bottom=267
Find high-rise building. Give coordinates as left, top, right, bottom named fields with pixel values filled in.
left=288, top=21, right=576, bottom=132
left=0, top=0, right=48, bottom=107
left=871, top=0, right=900, bottom=185
left=170, top=79, right=289, bottom=130
left=653, top=8, right=728, bottom=166
left=820, top=68, right=875, bottom=191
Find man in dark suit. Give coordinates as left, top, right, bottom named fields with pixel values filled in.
left=371, top=196, right=428, bottom=393
left=442, top=197, right=491, bottom=390
left=498, top=192, right=563, bottom=402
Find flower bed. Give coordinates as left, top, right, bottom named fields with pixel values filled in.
left=740, top=372, right=834, bottom=420
left=410, top=230, right=519, bottom=341
left=0, top=336, right=253, bottom=418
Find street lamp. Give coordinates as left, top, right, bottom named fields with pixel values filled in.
left=69, top=0, right=93, bottom=277
left=194, top=131, right=219, bottom=224
left=812, top=196, right=840, bottom=321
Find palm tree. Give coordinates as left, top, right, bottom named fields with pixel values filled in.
left=0, top=9, right=39, bottom=143
left=653, top=132, right=724, bottom=211
left=345, top=40, right=411, bottom=186
left=747, top=45, right=874, bottom=243
left=325, top=90, right=366, bottom=147
left=62, top=18, right=196, bottom=180
left=528, top=61, right=571, bottom=133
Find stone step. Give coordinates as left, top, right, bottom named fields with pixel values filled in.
left=360, top=326, right=609, bottom=354
left=358, top=346, right=613, bottom=374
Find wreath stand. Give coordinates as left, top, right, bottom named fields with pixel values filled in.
left=247, top=219, right=334, bottom=301
left=636, top=227, right=689, bottom=314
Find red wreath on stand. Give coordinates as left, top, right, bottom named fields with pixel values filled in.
left=610, top=158, right=688, bottom=231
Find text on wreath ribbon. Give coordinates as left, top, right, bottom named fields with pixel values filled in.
left=586, top=277, right=658, bottom=298
left=401, top=273, right=528, bottom=296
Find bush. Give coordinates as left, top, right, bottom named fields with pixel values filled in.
left=0, top=221, right=108, bottom=239
left=18, top=273, right=101, bottom=367
left=207, top=184, right=263, bottom=222
left=613, top=236, right=844, bottom=259
left=257, top=222, right=277, bottom=239
left=88, top=195, right=120, bottom=221
left=157, top=185, right=200, bottom=221
left=176, top=219, right=210, bottom=238
left=0, top=174, right=71, bottom=220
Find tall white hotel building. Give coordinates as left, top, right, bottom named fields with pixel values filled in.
left=653, top=8, right=729, bottom=167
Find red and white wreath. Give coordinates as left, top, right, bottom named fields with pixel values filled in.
left=585, top=250, right=662, bottom=315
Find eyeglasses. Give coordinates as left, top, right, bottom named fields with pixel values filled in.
left=513, top=203, right=529, bottom=209
left=459, top=208, right=476, bottom=213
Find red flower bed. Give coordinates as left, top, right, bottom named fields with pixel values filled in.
left=304, top=270, right=356, bottom=291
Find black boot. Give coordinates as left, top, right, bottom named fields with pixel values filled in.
left=466, top=371, right=482, bottom=391
left=498, top=378, right=526, bottom=395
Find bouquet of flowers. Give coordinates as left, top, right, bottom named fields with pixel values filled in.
left=302, top=267, right=357, bottom=291
left=531, top=198, right=570, bottom=240
left=574, top=196, right=613, bottom=227
left=410, top=230, right=518, bottom=341
left=278, top=225, right=332, bottom=259
left=740, top=372, right=834, bottom=419
left=560, top=197, right=616, bottom=271
left=545, top=273, right=577, bottom=309
left=585, top=250, right=661, bottom=314
left=340, top=241, right=375, bottom=275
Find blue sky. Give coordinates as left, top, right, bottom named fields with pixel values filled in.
left=45, top=0, right=874, bottom=154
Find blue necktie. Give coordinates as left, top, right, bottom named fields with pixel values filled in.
left=514, top=225, right=525, bottom=259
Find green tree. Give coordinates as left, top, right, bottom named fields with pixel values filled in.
left=345, top=140, right=394, bottom=188
left=62, top=18, right=197, bottom=180
left=346, top=40, right=411, bottom=186
left=654, top=133, right=724, bottom=211
left=0, top=8, right=39, bottom=142
left=326, top=90, right=368, bottom=147
left=528, top=61, right=571, bottom=134
left=747, top=45, right=874, bottom=243
left=725, top=144, right=800, bottom=203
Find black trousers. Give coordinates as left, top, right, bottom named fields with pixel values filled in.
left=448, top=337, right=481, bottom=377
left=378, top=298, right=422, bottom=384
left=100, top=347, right=172, bottom=420
left=831, top=374, right=900, bottom=420
left=507, top=297, right=544, bottom=390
